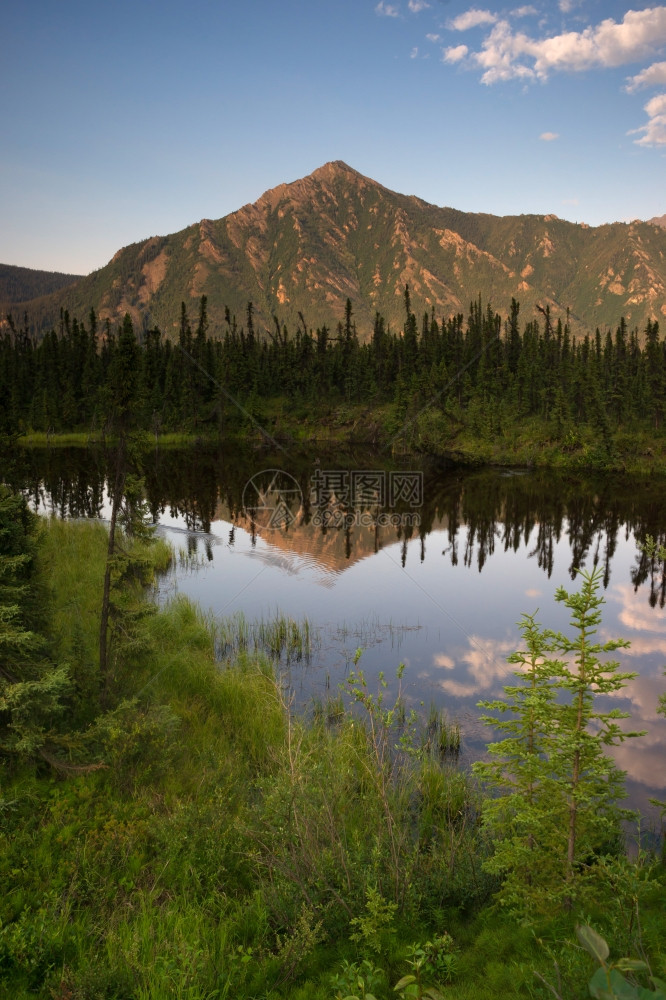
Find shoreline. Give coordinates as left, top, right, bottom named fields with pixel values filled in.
left=12, top=420, right=666, bottom=477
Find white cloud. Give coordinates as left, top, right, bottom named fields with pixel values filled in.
left=443, top=44, right=469, bottom=63
left=540, top=131, right=559, bottom=141
left=645, top=91, right=666, bottom=115
left=410, top=46, right=419, bottom=58
left=559, top=0, right=581, bottom=11
left=408, top=0, right=430, bottom=11
left=448, top=8, right=498, bottom=32
left=375, top=1, right=400, bottom=16
left=474, top=20, right=535, bottom=83
left=645, top=94, right=666, bottom=118
left=631, top=92, right=666, bottom=145
left=426, top=32, right=441, bottom=42
left=512, top=5, right=537, bottom=16
left=626, top=60, right=666, bottom=92
left=468, top=7, right=666, bottom=85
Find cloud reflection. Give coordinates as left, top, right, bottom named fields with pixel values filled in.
left=431, top=600, right=666, bottom=797
left=612, top=582, right=666, bottom=636
left=433, top=635, right=518, bottom=698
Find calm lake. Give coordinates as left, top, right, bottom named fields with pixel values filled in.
left=6, top=444, right=666, bottom=823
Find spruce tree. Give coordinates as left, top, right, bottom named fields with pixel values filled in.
left=0, top=487, right=70, bottom=766
left=474, top=568, right=642, bottom=914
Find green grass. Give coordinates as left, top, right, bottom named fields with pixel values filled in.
left=18, top=429, right=220, bottom=448
left=1, top=516, right=664, bottom=999
left=16, top=404, right=666, bottom=477
left=18, top=430, right=106, bottom=447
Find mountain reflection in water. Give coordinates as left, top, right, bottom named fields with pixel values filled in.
left=5, top=444, right=666, bottom=819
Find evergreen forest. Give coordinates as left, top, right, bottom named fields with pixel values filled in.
left=2, top=290, right=666, bottom=470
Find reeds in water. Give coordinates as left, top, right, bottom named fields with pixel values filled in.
left=422, top=702, right=461, bottom=757
left=214, top=611, right=317, bottom=665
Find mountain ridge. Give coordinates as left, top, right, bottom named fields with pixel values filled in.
left=3, top=161, right=666, bottom=341
left=0, top=263, right=83, bottom=306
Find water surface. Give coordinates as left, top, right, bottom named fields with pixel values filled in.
left=7, top=445, right=666, bottom=820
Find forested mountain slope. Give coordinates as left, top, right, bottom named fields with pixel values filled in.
left=0, top=263, right=81, bottom=307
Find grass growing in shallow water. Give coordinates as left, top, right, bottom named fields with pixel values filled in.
left=214, top=609, right=318, bottom=665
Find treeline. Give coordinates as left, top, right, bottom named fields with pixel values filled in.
left=1, top=290, right=664, bottom=437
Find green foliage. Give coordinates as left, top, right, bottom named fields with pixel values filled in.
left=393, top=975, right=444, bottom=1000
left=330, top=958, right=384, bottom=1000
left=0, top=487, right=73, bottom=765
left=215, top=610, right=316, bottom=665
left=37, top=517, right=108, bottom=722
left=90, top=697, right=180, bottom=790
left=393, top=934, right=457, bottom=999
left=474, top=567, right=642, bottom=914
left=636, top=536, right=666, bottom=817
left=577, top=924, right=666, bottom=1000
left=0, top=889, right=74, bottom=989
left=99, top=461, right=171, bottom=705
left=273, top=902, right=326, bottom=988
left=349, top=886, right=398, bottom=955
left=640, top=534, right=666, bottom=562
left=408, top=933, right=458, bottom=985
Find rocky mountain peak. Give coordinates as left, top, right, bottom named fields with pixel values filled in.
left=4, top=164, right=666, bottom=342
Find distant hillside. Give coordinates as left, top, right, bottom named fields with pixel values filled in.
left=648, top=214, right=666, bottom=229
left=0, top=263, right=81, bottom=307
left=6, top=162, right=666, bottom=341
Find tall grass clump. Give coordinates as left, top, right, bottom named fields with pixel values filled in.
left=214, top=610, right=317, bottom=665
left=422, top=703, right=461, bottom=757
left=240, top=661, right=489, bottom=977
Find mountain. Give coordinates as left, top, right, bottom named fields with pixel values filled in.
left=0, top=263, right=81, bottom=306
left=5, top=161, right=666, bottom=340
left=648, top=214, right=666, bottom=229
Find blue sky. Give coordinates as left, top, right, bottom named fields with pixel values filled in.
left=2, top=0, right=665, bottom=275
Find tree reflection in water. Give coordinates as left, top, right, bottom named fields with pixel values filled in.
left=3, top=444, right=666, bottom=605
